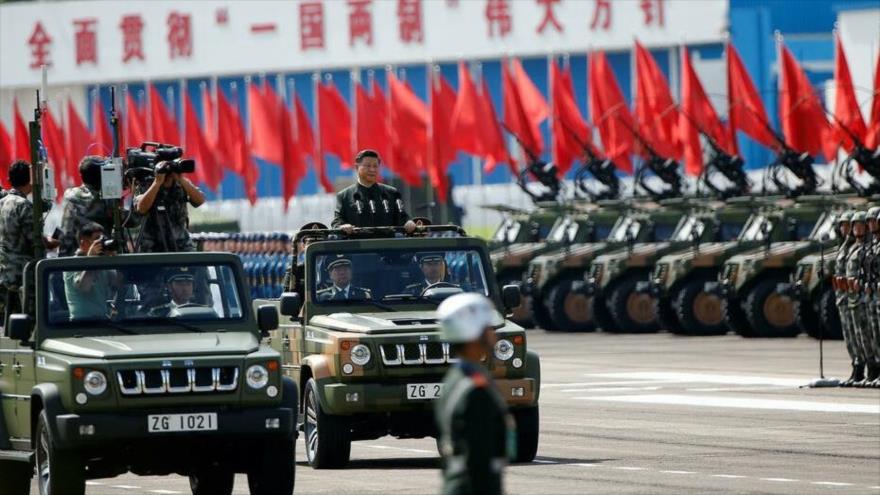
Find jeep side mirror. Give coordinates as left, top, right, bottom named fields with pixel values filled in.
left=256, top=305, right=279, bottom=335
left=7, top=314, right=33, bottom=343
left=501, top=284, right=522, bottom=313
left=279, top=292, right=302, bottom=317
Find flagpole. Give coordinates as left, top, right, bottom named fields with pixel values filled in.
left=426, top=61, right=435, bottom=221
left=472, top=61, right=483, bottom=188
left=351, top=67, right=358, bottom=162
left=312, top=71, right=323, bottom=193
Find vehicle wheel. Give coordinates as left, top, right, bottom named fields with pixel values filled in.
left=500, top=275, right=534, bottom=328
left=546, top=277, right=596, bottom=332
left=795, top=290, right=822, bottom=339
left=743, top=275, right=800, bottom=338
left=247, top=437, right=295, bottom=495
left=672, top=277, right=729, bottom=336
left=814, top=287, right=843, bottom=340
left=304, top=378, right=351, bottom=469
left=189, top=468, right=234, bottom=495
left=530, top=289, right=557, bottom=331
left=512, top=406, right=539, bottom=463
left=721, top=297, right=751, bottom=336
left=0, top=460, right=32, bottom=495
left=35, top=410, right=84, bottom=495
left=607, top=271, right=660, bottom=333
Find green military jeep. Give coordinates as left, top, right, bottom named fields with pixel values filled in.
left=268, top=225, right=541, bottom=469
left=0, top=253, right=297, bottom=495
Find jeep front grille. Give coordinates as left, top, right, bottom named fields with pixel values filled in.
left=380, top=343, right=458, bottom=367
left=116, top=367, right=239, bottom=395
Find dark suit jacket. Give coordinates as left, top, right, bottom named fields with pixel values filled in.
left=332, top=182, right=410, bottom=228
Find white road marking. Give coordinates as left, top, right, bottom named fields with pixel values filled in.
left=574, top=463, right=599, bottom=468
left=544, top=380, right=682, bottom=388
left=712, top=474, right=746, bottom=479
left=85, top=481, right=104, bottom=485
left=576, top=394, right=880, bottom=414
left=533, top=459, right=558, bottom=464
left=660, top=470, right=696, bottom=474
left=149, top=491, right=182, bottom=494
left=686, top=386, right=790, bottom=392
left=612, top=466, right=647, bottom=471
left=110, top=486, right=141, bottom=490
left=560, top=386, right=663, bottom=393
left=761, top=477, right=798, bottom=482
left=811, top=481, right=855, bottom=487
left=587, top=372, right=808, bottom=387
left=358, top=444, right=434, bottom=454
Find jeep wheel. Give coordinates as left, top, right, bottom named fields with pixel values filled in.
left=547, top=276, right=596, bottom=332
left=35, top=410, right=84, bottom=495
left=304, top=378, right=351, bottom=469
left=512, top=406, right=539, bottom=463
left=0, top=460, right=31, bottom=495
left=189, top=467, right=233, bottom=495
left=673, top=277, right=728, bottom=336
left=743, top=275, right=800, bottom=338
left=814, top=287, right=843, bottom=340
left=247, top=437, right=295, bottom=495
left=608, top=272, right=660, bottom=333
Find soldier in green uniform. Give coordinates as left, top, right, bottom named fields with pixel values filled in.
left=332, top=149, right=416, bottom=233
left=844, top=211, right=869, bottom=386
left=871, top=208, right=880, bottom=387
left=0, top=161, right=59, bottom=324
left=134, top=162, right=206, bottom=253
left=282, top=222, right=327, bottom=293
left=58, top=156, right=115, bottom=257
left=862, top=207, right=880, bottom=386
left=316, top=257, right=372, bottom=302
left=405, top=252, right=458, bottom=295
left=435, top=293, right=514, bottom=495
left=834, top=212, right=860, bottom=385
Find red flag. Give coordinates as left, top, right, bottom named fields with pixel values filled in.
left=248, top=81, right=283, bottom=164
left=294, top=95, right=331, bottom=193
left=201, top=85, right=220, bottom=166
left=778, top=43, right=833, bottom=158
left=13, top=99, right=29, bottom=161
left=125, top=92, right=147, bottom=150
left=317, top=81, right=353, bottom=168
left=0, top=120, right=12, bottom=188
left=551, top=60, right=591, bottom=175
left=450, top=62, right=485, bottom=158
left=830, top=35, right=867, bottom=154
left=478, top=78, right=513, bottom=173
left=281, top=100, right=306, bottom=210
left=727, top=43, right=777, bottom=151
left=679, top=47, right=730, bottom=176
left=217, top=89, right=258, bottom=204
left=502, top=58, right=549, bottom=156
left=41, top=108, right=67, bottom=201
left=91, top=96, right=112, bottom=155
left=388, top=71, right=427, bottom=186
left=148, top=84, right=181, bottom=145
left=430, top=73, right=458, bottom=203
left=183, top=91, right=222, bottom=192
left=589, top=51, right=635, bottom=174
left=65, top=98, right=92, bottom=184
left=368, top=80, right=393, bottom=167
left=634, top=41, right=680, bottom=159
left=866, top=53, right=880, bottom=150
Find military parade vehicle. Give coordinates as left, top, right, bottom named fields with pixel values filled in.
left=787, top=247, right=842, bottom=340
left=0, top=252, right=296, bottom=495
left=264, top=225, right=541, bottom=469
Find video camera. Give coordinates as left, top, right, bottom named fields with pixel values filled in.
left=99, top=235, right=119, bottom=253
left=125, top=142, right=195, bottom=182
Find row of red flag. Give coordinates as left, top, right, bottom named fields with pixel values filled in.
left=2, top=38, right=879, bottom=205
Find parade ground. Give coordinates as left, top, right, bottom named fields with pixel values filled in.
left=52, top=331, right=880, bottom=495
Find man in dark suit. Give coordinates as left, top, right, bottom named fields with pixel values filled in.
left=332, top=149, right=416, bottom=234
left=316, top=256, right=372, bottom=302
left=405, top=252, right=457, bottom=295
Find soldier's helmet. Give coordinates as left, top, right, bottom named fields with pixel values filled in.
left=837, top=211, right=853, bottom=224
left=851, top=211, right=867, bottom=224
left=866, top=206, right=880, bottom=221
left=437, top=293, right=503, bottom=343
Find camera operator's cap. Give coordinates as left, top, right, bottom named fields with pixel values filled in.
left=327, top=256, right=352, bottom=271
left=437, top=293, right=504, bottom=343
left=166, top=267, right=195, bottom=283
left=418, top=252, right=445, bottom=264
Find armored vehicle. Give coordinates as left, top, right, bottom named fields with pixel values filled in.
left=486, top=204, right=558, bottom=252
left=0, top=253, right=296, bottom=495
left=715, top=201, right=839, bottom=337
left=268, top=225, right=541, bottom=469
left=787, top=247, right=842, bottom=340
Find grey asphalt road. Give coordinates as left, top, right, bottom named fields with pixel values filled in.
left=31, top=331, right=880, bottom=494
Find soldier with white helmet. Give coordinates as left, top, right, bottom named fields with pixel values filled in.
left=435, top=293, right=515, bottom=495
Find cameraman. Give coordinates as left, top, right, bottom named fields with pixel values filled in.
left=59, top=156, right=115, bottom=257
left=63, top=222, right=121, bottom=320
left=134, top=163, right=205, bottom=253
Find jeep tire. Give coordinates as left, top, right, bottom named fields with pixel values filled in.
left=304, top=378, right=351, bottom=469
left=673, top=276, right=728, bottom=336
left=0, top=459, right=31, bottom=495
left=247, top=437, right=295, bottom=495
left=743, top=275, right=800, bottom=338
left=607, top=271, right=660, bottom=333
left=512, top=406, right=539, bottom=463
left=189, top=467, right=234, bottom=495
left=35, top=410, right=85, bottom=495
left=546, top=276, right=596, bottom=332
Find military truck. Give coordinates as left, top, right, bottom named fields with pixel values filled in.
left=0, top=253, right=297, bottom=495
left=267, top=225, right=541, bottom=469
left=714, top=201, right=839, bottom=337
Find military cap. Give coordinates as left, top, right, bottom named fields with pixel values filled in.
left=166, top=267, right=195, bottom=283
left=278, top=232, right=291, bottom=243
left=327, top=256, right=352, bottom=271
left=866, top=206, right=880, bottom=219
left=300, top=222, right=328, bottom=231
left=410, top=217, right=433, bottom=227
left=418, top=252, right=445, bottom=264
left=851, top=211, right=867, bottom=223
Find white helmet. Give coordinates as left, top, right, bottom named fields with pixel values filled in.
left=437, top=293, right=504, bottom=343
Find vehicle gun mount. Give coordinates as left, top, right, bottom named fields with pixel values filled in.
left=574, top=157, right=621, bottom=201
left=767, top=149, right=819, bottom=198
left=517, top=159, right=563, bottom=204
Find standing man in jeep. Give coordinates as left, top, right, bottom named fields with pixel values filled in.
left=436, top=293, right=514, bottom=495
left=134, top=162, right=205, bottom=253
left=332, top=149, right=416, bottom=234
left=58, top=156, right=115, bottom=257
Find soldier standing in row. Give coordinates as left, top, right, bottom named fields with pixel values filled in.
left=844, top=212, right=870, bottom=386
left=332, top=149, right=416, bottom=233
left=834, top=212, right=861, bottom=384
left=58, top=156, right=115, bottom=257
left=436, top=293, right=514, bottom=495
left=862, top=207, right=880, bottom=386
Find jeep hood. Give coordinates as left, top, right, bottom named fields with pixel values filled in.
left=310, top=312, right=441, bottom=335
left=41, top=332, right=260, bottom=359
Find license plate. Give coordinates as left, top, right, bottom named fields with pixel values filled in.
left=406, top=383, right=443, bottom=400
left=148, top=413, right=217, bottom=433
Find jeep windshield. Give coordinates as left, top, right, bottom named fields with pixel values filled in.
left=311, top=248, right=490, bottom=305
left=43, top=262, right=245, bottom=331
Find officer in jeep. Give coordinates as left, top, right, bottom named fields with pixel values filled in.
left=405, top=252, right=458, bottom=295
left=147, top=267, right=208, bottom=317
left=316, top=256, right=372, bottom=301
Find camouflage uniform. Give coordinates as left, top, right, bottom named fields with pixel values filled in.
left=0, top=190, right=36, bottom=320
left=845, top=214, right=869, bottom=385
left=864, top=209, right=880, bottom=384
left=835, top=226, right=858, bottom=377
left=58, top=185, right=113, bottom=257
left=134, top=183, right=197, bottom=253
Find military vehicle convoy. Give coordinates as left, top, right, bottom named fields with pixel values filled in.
left=0, top=253, right=297, bottom=495
left=266, top=225, right=541, bottom=469
left=787, top=247, right=842, bottom=339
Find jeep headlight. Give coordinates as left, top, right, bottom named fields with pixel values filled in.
left=246, top=365, right=269, bottom=389
left=350, top=344, right=371, bottom=366
left=494, top=339, right=514, bottom=361
left=83, top=371, right=107, bottom=396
